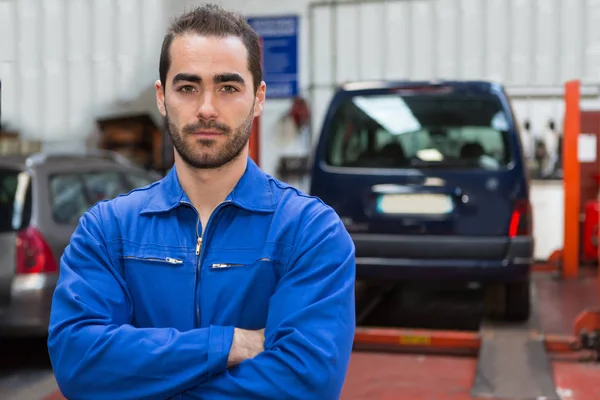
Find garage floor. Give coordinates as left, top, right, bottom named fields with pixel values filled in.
left=341, top=352, right=600, bottom=400
left=36, top=268, right=600, bottom=400
left=342, top=269, right=600, bottom=400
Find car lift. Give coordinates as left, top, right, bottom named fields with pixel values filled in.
left=351, top=80, right=600, bottom=399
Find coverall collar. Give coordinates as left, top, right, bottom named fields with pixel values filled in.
left=140, top=156, right=276, bottom=214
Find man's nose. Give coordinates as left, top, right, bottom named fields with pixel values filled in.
left=196, top=92, right=218, bottom=119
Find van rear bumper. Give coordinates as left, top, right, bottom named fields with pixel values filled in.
left=351, top=234, right=533, bottom=281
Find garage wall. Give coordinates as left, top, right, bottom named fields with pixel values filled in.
left=0, top=0, right=167, bottom=149
left=1, top=0, right=598, bottom=259
left=2, top=0, right=600, bottom=152
left=3, top=0, right=600, bottom=160
left=307, top=0, right=600, bottom=137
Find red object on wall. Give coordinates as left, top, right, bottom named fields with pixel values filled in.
left=582, top=200, right=599, bottom=262
left=290, top=97, right=310, bottom=129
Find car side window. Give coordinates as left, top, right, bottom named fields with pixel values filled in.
left=49, top=170, right=156, bottom=224
left=124, top=173, right=155, bottom=190
left=82, top=172, right=129, bottom=203
left=50, top=175, right=89, bottom=224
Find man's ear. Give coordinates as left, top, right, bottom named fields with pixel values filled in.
left=253, top=81, right=266, bottom=118
left=155, top=80, right=166, bottom=117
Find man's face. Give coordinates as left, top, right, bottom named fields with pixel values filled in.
left=156, top=33, right=266, bottom=169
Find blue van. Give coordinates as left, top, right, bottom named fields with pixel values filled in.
left=309, top=80, right=533, bottom=321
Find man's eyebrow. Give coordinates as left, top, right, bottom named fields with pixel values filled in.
left=214, top=73, right=246, bottom=86
left=172, top=73, right=201, bottom=85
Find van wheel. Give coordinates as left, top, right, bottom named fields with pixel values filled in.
left=485, top=280, right=531, bottom=322
left=504, top=280, right=531, bottom=322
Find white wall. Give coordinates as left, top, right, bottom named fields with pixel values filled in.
left=4, top=0, right=600, bottom=164
left=0, top=0, right=167, bottom=150
left=530, top=180, right=564, bottom=260
left=2, top=0, right=597, bottom=258
left=306, top=0, right=600, bottom=137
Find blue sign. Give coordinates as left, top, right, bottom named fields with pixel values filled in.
left=247, top=15, right=299, bottom=98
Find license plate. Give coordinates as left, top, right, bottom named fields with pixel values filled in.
left=377, top=193, right=454, bottom=215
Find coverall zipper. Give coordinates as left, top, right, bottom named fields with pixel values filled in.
left=195, top=217, right=202, bottom=326
left=182, top=200, right=231, bottom=328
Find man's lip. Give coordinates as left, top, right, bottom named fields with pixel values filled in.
left=192, top=130, right=222, bottom=136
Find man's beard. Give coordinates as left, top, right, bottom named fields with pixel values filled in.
left=166, top=104, right=255, bottom=170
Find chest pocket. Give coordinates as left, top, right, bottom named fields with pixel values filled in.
left=116, top=243, right=196, bottom=331
left=199, top=241, right=292, bottom=329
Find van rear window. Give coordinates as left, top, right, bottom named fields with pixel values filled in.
left=324, top=92, right=513, bottom=170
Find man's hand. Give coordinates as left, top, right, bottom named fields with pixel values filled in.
left=227, top=328, right=265, bottom=368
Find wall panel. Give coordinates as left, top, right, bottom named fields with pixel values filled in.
left=303, top=0, right=600, bottom=140
left=0, top=0, right=166, bottom=148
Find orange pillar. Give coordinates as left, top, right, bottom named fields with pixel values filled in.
left=563, top=80, right=581, bottom=279
left=249, top=116, right=260, bottom=166
left=248, top=35, right=263, bottom=167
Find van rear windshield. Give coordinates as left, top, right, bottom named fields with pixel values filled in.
left=324, top=92, right=513, bottom=170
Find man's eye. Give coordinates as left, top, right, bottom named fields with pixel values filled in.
left=179, top=86, right=195, bottom=93
left=221, top=85, right=238, bottom=93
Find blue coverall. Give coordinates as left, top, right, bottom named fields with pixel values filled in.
left=47, top=157, right=356, bottom=399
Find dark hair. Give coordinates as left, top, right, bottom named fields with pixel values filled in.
left=159, top=4, right=262, bottom=92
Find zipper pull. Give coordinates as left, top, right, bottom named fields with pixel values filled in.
left=196, top=237, right=202, bottom=255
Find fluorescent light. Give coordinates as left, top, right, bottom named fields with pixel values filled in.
left=491, top=111, right=509, bottom=130
left=351, top=95, right=421, bottom=134
left=417, top=148, right=444, bottom=161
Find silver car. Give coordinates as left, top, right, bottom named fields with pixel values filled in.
left=0, top=151, right=160, bottom=337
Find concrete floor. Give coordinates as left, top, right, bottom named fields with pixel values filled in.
left=341, top=352, right=600, bottom=400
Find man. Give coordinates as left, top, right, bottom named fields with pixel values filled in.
left=47, top=4, right=356, bottom=400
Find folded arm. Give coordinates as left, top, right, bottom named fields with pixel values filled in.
left=47, top=207, right=234, bottom=400
left=182, top=203, right=357, bottom=399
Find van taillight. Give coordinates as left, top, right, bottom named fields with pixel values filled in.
left=16, top=227, right=58, bottom=275
left=509, top=200, right=532, bottom=237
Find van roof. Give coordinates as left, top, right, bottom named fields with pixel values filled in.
left=338, top=80, right=505, bottom=93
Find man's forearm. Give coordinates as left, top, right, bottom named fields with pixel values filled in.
left=49, top=324, right=235, bottom=400
left=180, top=331, right=352, bottom=400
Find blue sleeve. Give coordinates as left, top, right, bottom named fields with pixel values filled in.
left=181, top=204, right=356, bottom=399
left=47, top=207, right=235, bottom=400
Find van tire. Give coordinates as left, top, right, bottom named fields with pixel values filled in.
left=503, top=280, right=531, bottom=322
left=485, top=280, right=531, bottom=322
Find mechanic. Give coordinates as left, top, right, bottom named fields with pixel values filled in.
left=47, top=4, right=356, bottom=399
